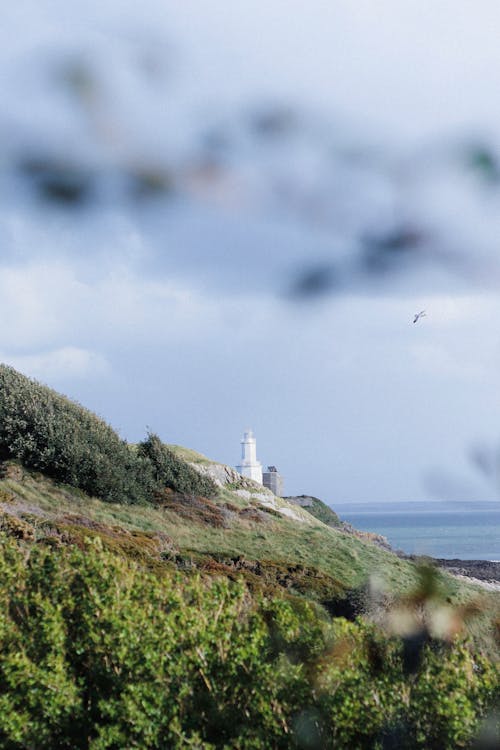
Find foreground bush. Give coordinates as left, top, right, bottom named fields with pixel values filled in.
left=0, top=536, right=497, bottom=749
left=0, top=365, right=216, bottom=504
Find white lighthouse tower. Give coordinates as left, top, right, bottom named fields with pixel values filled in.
left=236, top=429, right=263, bottom=484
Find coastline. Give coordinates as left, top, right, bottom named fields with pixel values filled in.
left=387, top=545, right=500, bottom=590
left=434, top=558, right=500, bottom=591
left=336, top=501, right=500, bottom=569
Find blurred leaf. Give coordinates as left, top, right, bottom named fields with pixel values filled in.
left=288, top=263, right=338, bottom=299
left=402, top=629, right=430, bottom=675
left=362, top=225, right=426, bottom=275
left=18, top=156, right=94, bottom=206
left=469, top=444, right=498, bottom=479
left=128, top=167, right=174, bottom=199
left=249, top=104, right=299, bottom=139
left=56, top=57, right=98, bottom=104
left=466, top=144, right=500, bottom=184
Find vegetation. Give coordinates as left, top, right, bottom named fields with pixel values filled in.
left=285, top=495, right=342, bottom=527
left=138, top=432, right=217, bottom=499
left=166, top=444, right=214, bottom=466
left=0, top=365, right=216, bottom=504
left=0, top=368, right=498, bottom=747
left=0, top=536, right=497, bottom=750
left=0, top=460, right=423, bottom=597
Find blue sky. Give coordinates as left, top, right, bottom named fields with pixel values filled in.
left=2, top=1, right=500, bottom=503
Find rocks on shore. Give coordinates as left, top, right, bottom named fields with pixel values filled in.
left=435, top=558, right=500, bottom=584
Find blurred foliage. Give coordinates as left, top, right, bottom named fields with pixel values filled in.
left=0, top=365, right=216, bottom=504
left=361, top=225, right=427, bottom=276
left=466, top=144, right=500, bottom=185
left=288, top=264, right=339, bottom=300
left=6, top=44, right=500, bottom=297
left=0, top=537, right=497, bottom=749
left=18, top=156, right=94, bottom=206
left=249, top=104, right=299, bottom=139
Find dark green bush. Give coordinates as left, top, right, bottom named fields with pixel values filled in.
left=0, top=365, right=216, bottom=504
left=0, top=365, right=157, bottom=504
left=0, top=536, right=497, bottom=749
left=138, top=432, right=217, bottom=499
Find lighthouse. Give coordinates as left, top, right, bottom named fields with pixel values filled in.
left=236, top=429, right=263, bottom=484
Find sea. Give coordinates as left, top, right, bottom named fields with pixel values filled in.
left=334, top=501, right=500, bottom=561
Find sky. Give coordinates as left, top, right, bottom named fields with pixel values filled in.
left=2, top=2, right=500, bottom=504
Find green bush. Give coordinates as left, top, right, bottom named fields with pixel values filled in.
left=0, top=535, right=497, bottom=749
left=0, top=365, right=216, bottom=504
left=138, top=432, right=217, bottom=499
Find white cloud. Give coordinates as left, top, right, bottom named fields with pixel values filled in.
left=0, top=255, right=281, bottom=353
left=0, top=346, right=110, bottom=382
left=409, top=343, right=486, bottom=380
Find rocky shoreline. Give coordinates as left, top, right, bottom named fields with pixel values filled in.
left=393, top=551, right=500, bottom=589
left=434, top=558, right=500, bottom=585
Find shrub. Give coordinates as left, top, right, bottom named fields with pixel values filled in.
left=0, top=536, right=497, bottom=749
left=0, top=365, right=156, bottom=504
left=0, top=365, right=216, bottom=504
left=138, top=432, right=218, bottom=499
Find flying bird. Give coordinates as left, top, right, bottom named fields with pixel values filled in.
left=413, top=310, right=426, bottom=323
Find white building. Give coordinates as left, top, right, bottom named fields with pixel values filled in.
left=236, top=428, right=263, bottom=484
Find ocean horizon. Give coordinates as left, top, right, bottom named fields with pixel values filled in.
left=334, top=500, right=500, bottom=561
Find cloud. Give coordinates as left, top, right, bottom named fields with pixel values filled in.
left=409, top=343, right=486, bottom=380
left=0, top=254, right=282, bottom=355
left=3, top=0, right=500, bottom=506
left=0, top=346, right=110, bottom=382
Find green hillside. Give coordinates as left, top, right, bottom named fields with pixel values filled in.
left=0, top=364, right=217, bottom=504
left=0, top=365, right=498, bottom=748
left=0, top=459, right=413, bottom=600
left=1, top=461, right=498, bottom=749
left=284, top=494, right=342, bottom=527
left=0, top=364, right=495, bottom=617
left=0, top=449, right=496, bottom=639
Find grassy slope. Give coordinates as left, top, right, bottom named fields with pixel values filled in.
left=0, top=461, right=476, bottom=597
left=1, top=459, right=498, bottom=654
left=285, top=495, right=342, bottom=527
left=166, top=444, right=214, bottom=465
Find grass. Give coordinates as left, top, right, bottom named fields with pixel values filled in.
left=166, top=444, right=215, bottom=465
left=1, top=459, right=498, bottom=657
left=285, top=495, right=342, bottom=527
left=0, top=462, right=476, bottom=596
